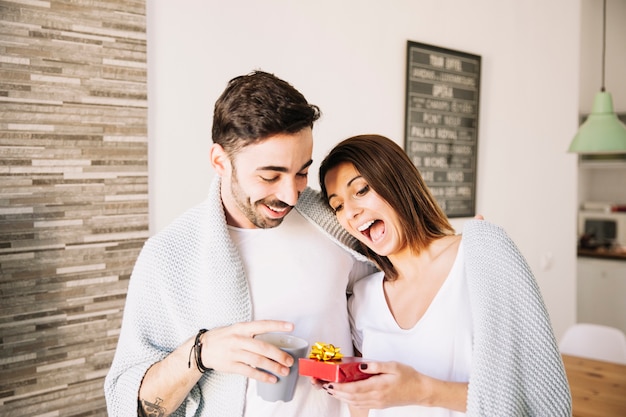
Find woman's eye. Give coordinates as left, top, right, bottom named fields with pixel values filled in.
left=356, top=185, right=369, bottom=196
left=332, top=204, right=343, bottom=214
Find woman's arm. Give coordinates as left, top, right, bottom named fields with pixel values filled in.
left=348, top=405, right=370, bottom=417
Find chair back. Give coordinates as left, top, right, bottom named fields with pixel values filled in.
left=559, top=323, right=626, bottom=364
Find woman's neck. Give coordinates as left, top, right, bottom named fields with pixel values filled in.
left=388, top=235, right=460, bottom=283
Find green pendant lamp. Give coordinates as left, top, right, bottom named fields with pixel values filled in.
left=568, top=0, right=626, bottom=154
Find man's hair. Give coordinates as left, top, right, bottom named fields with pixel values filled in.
left=319, top=134, right=454, bottom=280
left=212, top=70, right=321, bottom=155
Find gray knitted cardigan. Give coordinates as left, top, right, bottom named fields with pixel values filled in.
left=104, top=177, right=571, bottom=416
left=462, top=220, right=571, bottom=416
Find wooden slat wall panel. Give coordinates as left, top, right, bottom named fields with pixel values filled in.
left=0, top=1, right=147, bottom=415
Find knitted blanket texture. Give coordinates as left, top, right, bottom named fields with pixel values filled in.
left=463, top=220, right=571, bottom=416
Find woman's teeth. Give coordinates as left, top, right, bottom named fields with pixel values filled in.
left=358, top=220, right=375, bottom=232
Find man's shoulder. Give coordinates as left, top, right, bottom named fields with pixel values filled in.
left=147, top=197, right=222, bottom=248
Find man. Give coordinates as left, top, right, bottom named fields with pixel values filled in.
left=104, top=71, right=375, bottom=416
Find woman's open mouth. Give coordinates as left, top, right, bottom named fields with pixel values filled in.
left=358, top=219, right=385, bottom=242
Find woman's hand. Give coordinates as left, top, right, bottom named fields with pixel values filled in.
left=323, top=361, right=427, bottom=409
left=323, top=361, right=467, bottom=412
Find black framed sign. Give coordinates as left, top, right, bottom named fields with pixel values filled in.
left=404, top=41, right=481, bottom=218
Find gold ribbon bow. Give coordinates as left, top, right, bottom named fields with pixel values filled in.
left=309, top=342, right=344, bottom=362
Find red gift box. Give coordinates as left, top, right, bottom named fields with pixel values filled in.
left=298, top=356, right=372, bottom=382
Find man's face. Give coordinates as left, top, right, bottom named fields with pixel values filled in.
left=217, top=128, right=314, bottom=229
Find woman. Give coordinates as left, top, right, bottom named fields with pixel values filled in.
left=318, top=134, right=571, bottom=416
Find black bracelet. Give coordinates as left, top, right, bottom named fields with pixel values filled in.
left=188, top=329, right=212, bottom=373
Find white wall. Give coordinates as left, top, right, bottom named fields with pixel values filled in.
left=147, top=0, right=583, bottom=339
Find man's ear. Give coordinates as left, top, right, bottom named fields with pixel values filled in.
left=210, top=143, right=229, bottom=175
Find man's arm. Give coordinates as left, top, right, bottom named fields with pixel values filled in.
left=137, top=321, right=297, bottom=416
left=138, top=336, right=200, bottom=416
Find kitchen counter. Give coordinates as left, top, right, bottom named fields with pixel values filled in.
left=577, top=247, right=626, bottom=261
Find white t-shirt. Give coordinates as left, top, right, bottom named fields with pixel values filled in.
left=229, top=210, right=372, bottom=417
left=349, top=241, right=473, bottom=417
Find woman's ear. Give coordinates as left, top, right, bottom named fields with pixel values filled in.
left=210, top=143, right=229, bottom=175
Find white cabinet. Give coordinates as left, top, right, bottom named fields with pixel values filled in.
left=577, top=257, right=626, bottom=334
left=577, top=158, right=626, bottom=210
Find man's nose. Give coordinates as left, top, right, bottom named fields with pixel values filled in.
left=275, top=178, right=300, bottom=206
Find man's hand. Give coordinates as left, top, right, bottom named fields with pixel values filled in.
left=139, top=320, right=295, bottom=416
left=200, top=320, right=296, bottom=383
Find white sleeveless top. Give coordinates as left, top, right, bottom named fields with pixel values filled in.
left=349, top=241, right=473, bottom=417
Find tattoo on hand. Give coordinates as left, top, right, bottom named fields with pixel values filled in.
left=139, top=397, right=166, bottom=417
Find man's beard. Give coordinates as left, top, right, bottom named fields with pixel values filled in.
left=229, top=167, right=292, bottom=229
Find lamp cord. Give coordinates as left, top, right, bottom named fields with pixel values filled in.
left=601, top=0, right=606, bottom=92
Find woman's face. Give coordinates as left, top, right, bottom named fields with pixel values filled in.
left=324, top=161, right=405, bottom=256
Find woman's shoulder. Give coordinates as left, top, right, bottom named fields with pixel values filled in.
left=438, top=233, right=462, bottom=251
left=427, top=234, right=462, bottom=265
left=460, top=220, right=529, bottom=274
left=353, top=270, right=385, bottom=294
left=462, top=218, right=502, bottom=233
left=350, top=271, right=385, bottom=319
left=460, top=220, right=512, bottom=247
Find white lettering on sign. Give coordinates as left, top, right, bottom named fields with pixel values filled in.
left=426, top=99, right=450, bottom=111
left=423, top=157, right=448, bottom=168
left=430, top=187, right=445, bottom=197
left=456, top=186, right=472, bottom=197
left=441, top=73, right=475, bottom=87
left=445, top=58, right=462, bottom=71
left=411, top=126, right=437, bottom=138
left=451, top=102, right=474, bottom=113
left=423, top=113, right=442, bottom=124
left=421, top=171, right=434, bottom=181
left=412, top=156, right=422, bottom=167
left=411, top=142, right=435, bottom=153
left=437, top=128, right=457, bottom=140
left=433, top=84, right=453, bottom=98
left=413, top=68, right=437, bottom=80
left=452, top=145, right=472, bottom=155
left=446, top=171, right=464, bottom=182
left=429, top=54, right=444, bottom=67
left=437, top=144, right=451, bottom=154
left=444, top=116, right=461, bottom=126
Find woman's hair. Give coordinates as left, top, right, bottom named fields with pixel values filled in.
left=212, top=70, right=321, bottom=156
left=319, top=134, right=454, bottom=280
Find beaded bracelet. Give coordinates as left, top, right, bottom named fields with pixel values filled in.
left=188, top=329, right=212, bottom=373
